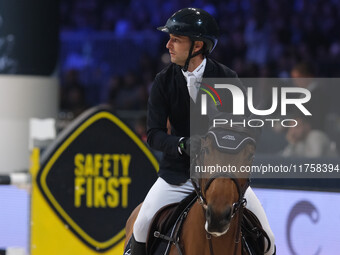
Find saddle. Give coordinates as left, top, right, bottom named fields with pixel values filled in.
left=146, top=191, right=197, bottom=255
left=142, top=191, right=270, bottom=255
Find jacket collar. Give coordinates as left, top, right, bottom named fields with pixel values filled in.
left=203, top=57, right=215, bottom=77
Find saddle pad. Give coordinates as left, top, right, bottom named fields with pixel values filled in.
left=208, top=128, right=256, bottom=154
left=147, top=191, right=197, bottom=255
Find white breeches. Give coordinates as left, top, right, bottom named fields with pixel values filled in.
left=244, top=186, right=275, bottom=254
left=133, top=177, right=275, bottom=254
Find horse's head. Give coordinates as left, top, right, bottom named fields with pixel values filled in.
left=192, top=125, right=257, bottom=236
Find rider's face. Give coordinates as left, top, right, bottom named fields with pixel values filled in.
left=166, top=34, right=192, bottom=66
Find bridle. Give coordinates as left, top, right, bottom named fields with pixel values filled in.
left=191, top=172, right=249, bottom=218
left=190, top=127, right=252, bottom=215
left=190, top=128, right=255, bottom=255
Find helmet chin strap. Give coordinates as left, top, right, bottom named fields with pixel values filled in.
left=182, top=40, right=204, bottom=72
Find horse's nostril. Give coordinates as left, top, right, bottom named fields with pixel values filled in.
left=205, top=205, right=232, bottom=233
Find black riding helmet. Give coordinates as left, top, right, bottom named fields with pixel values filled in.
left=157, top=8, right=219, bottom=71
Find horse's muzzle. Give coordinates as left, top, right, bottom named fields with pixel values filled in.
left=205, top=205, right=232, bottom=236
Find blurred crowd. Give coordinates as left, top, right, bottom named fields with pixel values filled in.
left=58, top=0, right=340, bottom=155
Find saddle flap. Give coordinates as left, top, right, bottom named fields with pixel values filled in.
left=208, top=128, right=256, bottom=154
left=241, top=208, right=271, bottom=254
left=146, top=191, right=197, bottom=255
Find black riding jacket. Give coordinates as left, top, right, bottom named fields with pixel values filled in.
left=147, top=57, right=245, bottom=185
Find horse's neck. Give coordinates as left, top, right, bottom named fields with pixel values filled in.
left=180, top=202, right=242, bottom=255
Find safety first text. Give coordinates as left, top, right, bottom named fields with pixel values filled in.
left=74, top=153, right=131, bottom=208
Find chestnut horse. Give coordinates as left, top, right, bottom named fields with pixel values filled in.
left=125, top=125, right=261, bottom=255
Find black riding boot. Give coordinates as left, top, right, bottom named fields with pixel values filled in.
left=130, top=234, right=147, bottom=255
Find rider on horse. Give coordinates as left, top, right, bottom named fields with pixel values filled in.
left=131, top=7, right=275, bottom=255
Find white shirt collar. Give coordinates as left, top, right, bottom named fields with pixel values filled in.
left=181, top=58, right=206, bottom=81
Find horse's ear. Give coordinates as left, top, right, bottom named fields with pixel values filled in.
left=243, top=143, right=256, bottom=166
left=201, top=134, right=211, bottom=148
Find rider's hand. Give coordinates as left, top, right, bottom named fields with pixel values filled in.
left=178, top=135, right=201, bottom=156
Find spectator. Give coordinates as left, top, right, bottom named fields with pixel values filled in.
left=290, top=61, right=329, bottom=130
left=106, top=75, right=122, bottom=109
left=134, top=116, right=147, bottom=143
left=244, top=8, right=270, bottom=66
left=60, top=69, right=88, bottom=117
left=281, top=116, right=337, bottom=158
left=113, top=71, right=147, bottom=110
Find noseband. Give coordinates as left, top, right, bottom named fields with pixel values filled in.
left=191, top=172, right=249, bottom=219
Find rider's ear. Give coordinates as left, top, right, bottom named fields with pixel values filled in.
left=194, top=41, right=204, bottom=53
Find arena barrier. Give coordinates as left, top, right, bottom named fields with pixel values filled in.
left=0, top=247, right=26, bottom=255
left=0, top=173, right=30, bottom=186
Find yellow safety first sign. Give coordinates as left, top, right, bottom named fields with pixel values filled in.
left=30, top=106, right=158, bottom=254
left=74, top=153, right=131, bottom=208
